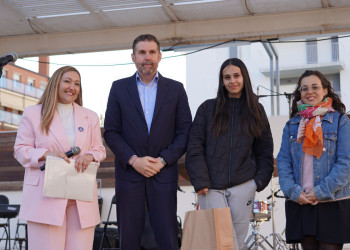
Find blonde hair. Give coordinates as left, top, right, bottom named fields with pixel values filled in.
left=38, top=66, right=82, bottom=135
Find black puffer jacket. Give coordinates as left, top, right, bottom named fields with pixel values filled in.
left=185, top=98, right=274, bottom=192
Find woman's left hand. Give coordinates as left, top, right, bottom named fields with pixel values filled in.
left=197, top=188, right=209, bottom=196
left=304, top=190, right=319, bottom=205
left=74, top=154, right=94, bottom=173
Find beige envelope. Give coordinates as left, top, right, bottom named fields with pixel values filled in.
left=43, top=156, right=98, bottom=201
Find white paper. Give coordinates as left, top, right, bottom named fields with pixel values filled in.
left=43, top=156, right=98, bottom=201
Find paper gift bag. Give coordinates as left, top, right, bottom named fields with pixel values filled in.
left=181, top=207, right=236, bottom=250
left=43, top=156, right=98, bottom=201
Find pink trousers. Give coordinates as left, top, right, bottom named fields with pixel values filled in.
left=27, top=200, right=95, bottom=250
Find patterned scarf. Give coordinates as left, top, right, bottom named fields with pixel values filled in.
left=297, top=97, right=334, bottom=158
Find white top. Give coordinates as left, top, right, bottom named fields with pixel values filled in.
left=57, top=103, right=75, bottom=148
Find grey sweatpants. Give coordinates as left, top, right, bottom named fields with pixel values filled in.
left=198, top=179, right=256, bottom=250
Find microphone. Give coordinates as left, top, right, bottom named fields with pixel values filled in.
left=40, top=146, right=81, bottom=171
left=0, top=52, right=18, bottom=67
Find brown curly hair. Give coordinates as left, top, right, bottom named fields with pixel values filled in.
left=290, top=70, right=345, bottom=118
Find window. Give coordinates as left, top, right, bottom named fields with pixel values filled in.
left=13, top=72, right=23, bottom=92
left=327, top=73, right=341, bottom=98
left=27, top=78, right=35, bottom=87
left=1, top=69, right=7, bottom=78
left=331, top=37, right=339, bottom=62
left=40, top=81, right=47, bottom=90
left=0, top=69, right=7, bottom=87
left=13, top=73, right=21, bottom=83
left=306, top=40, right=318, bottom=64
left=27, top=78, right=35, bottom=92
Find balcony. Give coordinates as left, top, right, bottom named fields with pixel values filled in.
left=0, top=76, right=44, bottom=99
left=260, top=38, right=344, bottom=78
left=0, top=110, right=21, bottom=126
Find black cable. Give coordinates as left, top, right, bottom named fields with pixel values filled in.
left=27, top=18, right=40, bottom=34
left=258, top=85, right=281, bottom=95
left=18, top=34, right=350, bottom=67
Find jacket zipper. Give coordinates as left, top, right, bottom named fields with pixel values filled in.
left=229, top=105, right=234, bottom=186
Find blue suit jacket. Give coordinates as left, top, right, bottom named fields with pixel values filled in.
left=104, top=73, right=192, bottom=183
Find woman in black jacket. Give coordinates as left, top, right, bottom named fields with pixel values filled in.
left=186, top=58, right=274, bottom=249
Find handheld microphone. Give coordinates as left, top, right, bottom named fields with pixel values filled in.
left=0, top=52, right=18, bottom=67
left=40, top=146, right=81, bottom=171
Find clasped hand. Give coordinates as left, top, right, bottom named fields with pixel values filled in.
left=297, top=189, right=319, bottom=205
left=132, top=156, right=165, bottom=178
left=42, top=151, right=93, bottom=173
left=197, top=188, right=209, bottom=195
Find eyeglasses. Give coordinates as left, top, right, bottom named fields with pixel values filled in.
left=299, top=86, right=322, bottom=93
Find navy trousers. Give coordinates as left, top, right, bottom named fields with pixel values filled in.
left=116, top=178, right=178, bottom=250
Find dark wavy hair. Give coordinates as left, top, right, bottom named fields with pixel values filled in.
left=290, top=70, right=345, bottom=118
left=211, top=58, right=266, bottom=137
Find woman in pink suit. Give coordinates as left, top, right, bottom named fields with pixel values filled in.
left=14, top=66, right=106, bottom=250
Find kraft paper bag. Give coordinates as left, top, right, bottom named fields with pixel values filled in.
left=181, top=207, right=236, bottom=250
left=43, top=156, right=98, bottom=201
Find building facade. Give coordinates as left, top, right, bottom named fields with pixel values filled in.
left=0, top=59, right=49, bottom=131
left=186, top=35, right=350, bottom=117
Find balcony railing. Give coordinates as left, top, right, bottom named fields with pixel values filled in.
left=0, top=110, right=21, bottom=126
left=0, top=76, right=44, bottom=99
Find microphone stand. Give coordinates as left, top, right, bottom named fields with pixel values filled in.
left=271, top=175, right=276, bottom=250
left=284, top=92, right=293, bottom=117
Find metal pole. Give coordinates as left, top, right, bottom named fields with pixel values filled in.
left=270, top=176, right=277, bottom=250
left=262, top=42, right=274, bottom=116
left=229, top=43, right=238, bottom=58
left=268, top=42, right=280, bottom=115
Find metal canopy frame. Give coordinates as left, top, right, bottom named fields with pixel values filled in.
left=1, top=0, right=350, bottom=56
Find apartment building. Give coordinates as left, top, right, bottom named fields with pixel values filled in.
left=0, top=57, right=49, bottom=131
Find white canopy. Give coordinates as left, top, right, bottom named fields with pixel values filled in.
left=1, top=0, right=350, bottom=57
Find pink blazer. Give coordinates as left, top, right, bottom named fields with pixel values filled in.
left=14, top=103, right=106, bottom=228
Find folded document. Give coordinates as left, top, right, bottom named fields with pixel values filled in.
left=43, top=156, right=99, bottom=201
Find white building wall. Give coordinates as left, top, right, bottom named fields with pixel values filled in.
left=185, top=43, right=275, bottom=117
left=186, top=47, right=230, bottom=117
left=276, top=40, right=307, bottom=68
left=339, top=36, right=350, bottom=112
left=239, top=43, right=274, bottom=116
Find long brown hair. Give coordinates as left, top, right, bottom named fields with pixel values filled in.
left=211, top=58, right=266, bottom=137
left=290, top=70, right=345, bottom=118
left=38, top=66, right=82, bottom=135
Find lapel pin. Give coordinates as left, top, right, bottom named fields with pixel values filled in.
left=78, top=127, right=84, bottom=132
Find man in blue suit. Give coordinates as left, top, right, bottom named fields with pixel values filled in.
left=104, top=34, right=192, bottom=250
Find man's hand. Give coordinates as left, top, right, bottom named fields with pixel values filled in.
left=132, top=156, right=160, bottom=178
left=152, top=157, right=166, bottom=171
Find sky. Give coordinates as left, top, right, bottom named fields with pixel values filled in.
left=15, top=49, right=186, bottom=118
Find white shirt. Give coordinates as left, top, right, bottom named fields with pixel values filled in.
left=57, top=103, right=75, bottom=148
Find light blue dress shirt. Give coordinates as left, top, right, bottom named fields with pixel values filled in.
left=136, top=72, right=158, bottom=134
